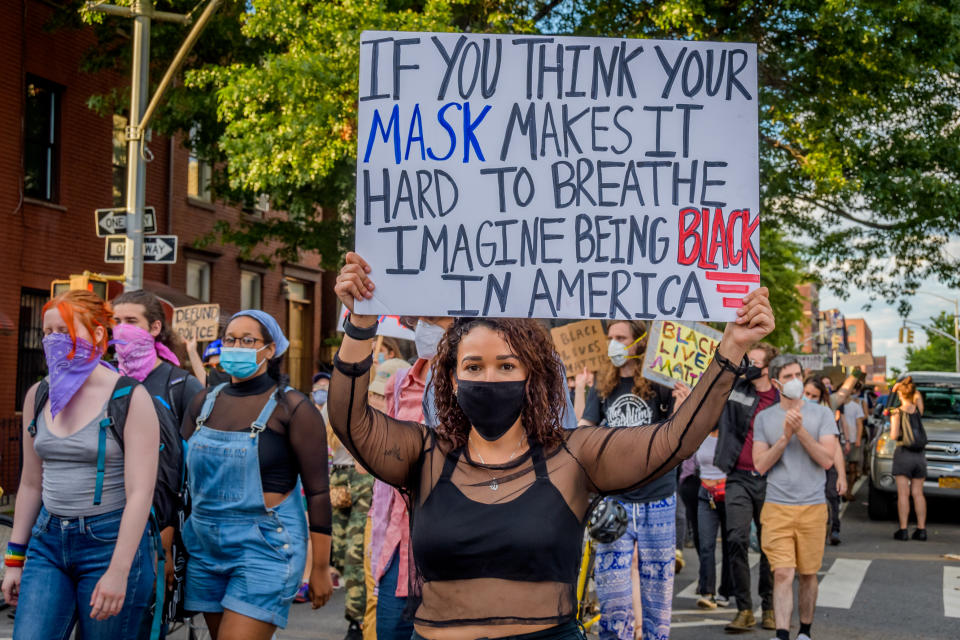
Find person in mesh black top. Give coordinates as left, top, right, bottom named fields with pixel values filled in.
left=331, top=253, right=775, bottom=640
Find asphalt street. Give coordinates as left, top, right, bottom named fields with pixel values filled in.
left=1, top=480, right=957, bottom=639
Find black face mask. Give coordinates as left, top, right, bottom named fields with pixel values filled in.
left=744, top=365, right=764, bottom=381
left=456, top=378, right=527, bottom=441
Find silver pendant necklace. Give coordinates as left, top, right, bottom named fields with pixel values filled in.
left=470, top=434, right=526, bottom=491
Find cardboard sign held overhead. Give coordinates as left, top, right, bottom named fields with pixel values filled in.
left=642, top=320, right=723, bottom=388
left=173, top=304, right=220, bottom=342
left=354, top=31, right=760, bottom=321
left=550, top=320, right=606, bottom=375
left=839, top=353, right=874, bottom=368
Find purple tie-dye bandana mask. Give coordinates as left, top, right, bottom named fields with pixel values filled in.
left=42, top=332, right=102, bottom=418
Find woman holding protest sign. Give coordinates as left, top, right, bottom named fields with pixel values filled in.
left=179, top=310, right=333, bottom=639
left=578, top=321, right=690, bottom=640
left=330, top=251, right=773, bottom=640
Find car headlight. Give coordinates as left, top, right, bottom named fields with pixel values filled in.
left=875, top=432, right=896, bottom=458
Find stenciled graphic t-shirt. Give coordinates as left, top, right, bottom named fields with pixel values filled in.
left=583, top=377, right=674, bottom=502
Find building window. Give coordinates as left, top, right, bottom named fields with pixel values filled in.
left=24, top=76, right=62, bottom=202
left=16, top=289, right=48, bottom=411
left=240, top=270, right=262, bottom=310
left=187, top=127, right=212, bottom=202
left=186, top=259, right=211, bottom=302
left=847, top=325, right=857, bottom=337
left=112, top=114, right=127, bottom=206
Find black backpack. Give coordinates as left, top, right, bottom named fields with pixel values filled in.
left=28, top=375, right=184, bottom=639
left=900, top=409, right=928, bottom=452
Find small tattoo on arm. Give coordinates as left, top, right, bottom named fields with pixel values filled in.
left=385, top=444, right=404, bottom=462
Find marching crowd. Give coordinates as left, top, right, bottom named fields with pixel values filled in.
left=0, top=252, right=926, bottom=640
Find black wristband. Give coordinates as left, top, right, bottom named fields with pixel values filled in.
left=714, top=350, right=749, bottom=376
left=334, top=352, right=374, bottom=378
left=344, top=313, right=378, bottom=340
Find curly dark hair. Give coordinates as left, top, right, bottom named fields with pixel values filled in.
left=431, top=318, right=566, bottom=450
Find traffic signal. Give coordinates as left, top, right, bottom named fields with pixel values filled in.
left=49, top=273, right=118, bottom=300
left=907, top=328, right=914, bottom=344
left=831, top=333, right=841, bottom=349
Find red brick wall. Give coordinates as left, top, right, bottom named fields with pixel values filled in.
left=0, top=1, right=326, bottom=415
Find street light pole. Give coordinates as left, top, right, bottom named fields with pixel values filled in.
left=124, top=1, right=150, bottom=292
left=86, top=1, right=218, bottom=291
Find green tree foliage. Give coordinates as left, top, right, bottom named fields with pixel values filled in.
left=558, top=0, right=960, bottom=313
left=906, top=311, right=959, bottom=372
left=73, top=0, right=960, bottom=340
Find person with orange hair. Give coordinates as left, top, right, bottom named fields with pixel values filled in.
left=1, top=290, right=160, bottom=640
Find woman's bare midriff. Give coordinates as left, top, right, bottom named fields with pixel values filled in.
left=414, top=622, right=555, bottom=640
left=264, top=491, right=290, bottom=509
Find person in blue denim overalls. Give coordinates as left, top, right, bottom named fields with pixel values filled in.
left=180, top=310, right=333, bottom=640
left=2, top=290, right=160, bottom=640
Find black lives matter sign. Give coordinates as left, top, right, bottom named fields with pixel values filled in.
left=354, top=32, right=759, bottom=321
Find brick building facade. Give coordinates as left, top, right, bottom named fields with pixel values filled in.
left=0, top=1, right=328, bottom=425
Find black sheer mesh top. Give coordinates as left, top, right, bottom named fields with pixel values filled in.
left=328, top=353, right=738, bottom=628
left=181, top=372, right=332, bottom=535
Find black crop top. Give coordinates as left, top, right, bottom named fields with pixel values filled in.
left=181, top=372, right=332, bottom=535
left=327, top=351, right=738, bottom=628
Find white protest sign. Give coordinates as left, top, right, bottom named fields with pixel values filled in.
left=355, top=32, right=760, bottom=321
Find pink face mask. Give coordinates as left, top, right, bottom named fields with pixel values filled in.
left=112, top=323, right=180, bottom=381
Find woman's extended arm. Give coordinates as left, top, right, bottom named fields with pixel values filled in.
left=90, top=384, right=158, bottom=621
left=1, top=384, right=46, bottom=606
left=327, top=252, right=427, bottom=488
left=568, top=288, right=774, bottom=494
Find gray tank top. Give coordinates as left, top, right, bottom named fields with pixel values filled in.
left=34, top=402, right=126, bottom=516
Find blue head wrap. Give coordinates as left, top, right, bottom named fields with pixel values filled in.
left=230, top=310, right=290, bottom=357
left=202, top=339, right=222, bottom=360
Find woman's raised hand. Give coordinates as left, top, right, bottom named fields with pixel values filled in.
left=719, top=286, right=775, bottom=361
left=334, top=252, right=375, bottom=316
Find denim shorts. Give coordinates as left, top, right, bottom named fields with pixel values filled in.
left=182, top=506, right=307, bottom=628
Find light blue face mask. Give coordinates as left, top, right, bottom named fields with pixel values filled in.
left=803, top=395, right=819, bottom=405
left=220, top=346, right=267, bottom=379
left=312, top=389, right=328, bottom=406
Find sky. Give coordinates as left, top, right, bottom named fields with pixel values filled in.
left=817, top=239, right=960, bottom=373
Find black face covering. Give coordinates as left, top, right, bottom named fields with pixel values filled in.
left=456, top=379, right=527, bottom=441
left=744, top=365, right=764, bottom=381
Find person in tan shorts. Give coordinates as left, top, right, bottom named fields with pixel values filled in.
left=753, top=355, right=837, bottom=640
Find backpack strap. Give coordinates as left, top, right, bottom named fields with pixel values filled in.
left=27, top=379, right=50, bottom=438
left=250, top=386, right=294, bottom=436
left=94, top=379, right=136, bottom=506
left=148, top=507, right=164, bottom=640
left=196, top=383, right=229, bottom=428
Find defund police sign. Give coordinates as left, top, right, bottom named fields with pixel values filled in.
left=354, top=32, right=760, bottom=321
left=104, top=235, right=178, bottom=264
left=95, top=207, right=158, bottom=237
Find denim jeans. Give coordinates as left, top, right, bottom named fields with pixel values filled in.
left=696, top=487, right=733, bottom=598
left=14, top=507, right=154, bottom=640
left=376, top=550, right=413, bottom=640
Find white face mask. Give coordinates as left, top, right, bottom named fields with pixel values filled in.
left=779, top=377, right=805, bottom=400
left=415, top=320, right=445, bottom=360
left=607, top=332, right=646, bottom=368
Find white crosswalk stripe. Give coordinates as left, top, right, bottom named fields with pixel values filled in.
left=944, top=565, right=960, bottom=618
left=676, top=551, right=760, bottom=599
left=816, top=558, right=871, bottom=609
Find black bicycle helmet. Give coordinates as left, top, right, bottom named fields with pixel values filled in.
left=587, top=498, right=628, bottom=543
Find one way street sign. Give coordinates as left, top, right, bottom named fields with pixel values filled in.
left=105, top=235, right=178, bottom=264
left=95, top=207, right=157, bottom=237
